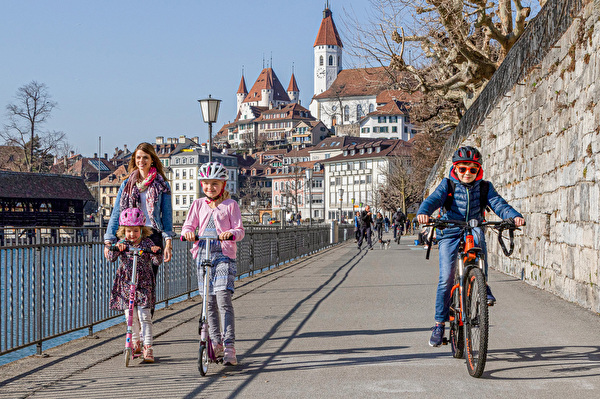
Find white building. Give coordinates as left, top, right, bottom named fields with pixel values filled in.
left=321, top=139, right=412, bottom=221
left=359, top=91, right=420, bottom=141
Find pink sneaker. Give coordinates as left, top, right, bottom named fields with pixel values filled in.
left=213, top=343, right=224, bottom=359
left=223, top=345, right=237, bottom=366
left=143, top=345, right=154, bottom=363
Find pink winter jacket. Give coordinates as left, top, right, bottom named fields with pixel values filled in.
left=181, top=198, right=245, bottom=259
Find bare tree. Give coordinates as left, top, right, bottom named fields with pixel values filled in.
left=378, top=154, right=422, bottom=213
left=1, top=81, right=66, bottom=172
left=345, top=0, right=542, bottom=117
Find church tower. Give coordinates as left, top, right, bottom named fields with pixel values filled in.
left=313, top=2, right=343, bottom=95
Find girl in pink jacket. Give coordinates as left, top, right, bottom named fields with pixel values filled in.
left=181, top=162, right=245, bottom=366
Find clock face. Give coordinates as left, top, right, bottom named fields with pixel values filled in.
left=316, top=68, right=325, bottom=78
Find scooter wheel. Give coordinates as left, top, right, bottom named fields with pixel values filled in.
left=124, top=348, right=132, bottom=367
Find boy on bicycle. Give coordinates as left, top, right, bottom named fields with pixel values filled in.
left=416, top=146, right=525, bottom=347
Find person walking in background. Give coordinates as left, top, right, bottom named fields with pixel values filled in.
left=384, top=215, right=390, bottom=233
left=374, top=211, right=384, bottom=243
left=358, top=205, right=374, bottom=250
left=354, top=211, right=361, bottom=242
left=182, top=162, right=245, bottom=366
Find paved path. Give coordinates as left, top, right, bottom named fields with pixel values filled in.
left=1, top=233, right=600, bottom=398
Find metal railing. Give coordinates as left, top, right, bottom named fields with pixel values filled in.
left=0, top=224, right=353, bottom=357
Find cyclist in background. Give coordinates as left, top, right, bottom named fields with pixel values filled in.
left=416, top=146, right=525, bottom=347
left=393, top=208, right=406, bottom=240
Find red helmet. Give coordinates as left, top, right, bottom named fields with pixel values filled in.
left=452, top=146, right=482, bottom=165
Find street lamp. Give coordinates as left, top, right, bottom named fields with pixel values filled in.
left=198, top=95, right=222, bottom=163
left=306, top=168, right=313, bottom=226
left=338, top=188, right=344, bottom=224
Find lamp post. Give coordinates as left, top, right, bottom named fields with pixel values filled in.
left=198, top=95, right=221, bottom=163
left=338, top=188, right=344, bottom=224
left=306, top=168, right=313, bottom=226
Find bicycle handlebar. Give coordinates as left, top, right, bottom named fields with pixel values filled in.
left=423, top=218, right=525, bottom=258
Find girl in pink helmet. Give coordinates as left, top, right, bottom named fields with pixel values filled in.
left=106, top=207, right=163, bottom=362
left=181, top=162, right=245, bottom=366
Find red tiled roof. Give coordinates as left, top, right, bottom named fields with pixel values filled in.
left=324, top=139, right=412, bottom=162
left=287, top=73, right=299, bottom=92
left=243, top=68, right=290, bottom=104
left=313, top=67, right=410, bottom=100
left=376, top=89, right=422, bottom=104
left=314, top=8, right=343, bottom=48
left=237, top=75, right=248, bottom=94
left=254, top=103, right=313, bottom=122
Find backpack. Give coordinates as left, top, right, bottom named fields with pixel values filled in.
left=443, top=179, right=490, bottom=219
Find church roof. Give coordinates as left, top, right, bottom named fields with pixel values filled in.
left=314, top=8, right=343, bottom=48
left=243, top=68, right=291, bottom=104
left=237, top=75, right=248, bottom=94
left=313, top=67, right=410, bottom=100
left=287, top=73, right=299, bottom=92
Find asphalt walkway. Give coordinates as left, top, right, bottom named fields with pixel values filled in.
left=1, top=232, right=600, bottom=398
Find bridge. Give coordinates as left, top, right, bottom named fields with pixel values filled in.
left=1, top=230, right=599, bottom=398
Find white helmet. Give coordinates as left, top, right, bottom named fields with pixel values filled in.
left=198, top=162, right=228, bottom=181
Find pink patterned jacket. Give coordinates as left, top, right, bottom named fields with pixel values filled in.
left=181, top=198, right=245, bottom=259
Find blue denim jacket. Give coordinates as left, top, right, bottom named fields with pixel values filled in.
left=103, top=178, right=174, bottom=243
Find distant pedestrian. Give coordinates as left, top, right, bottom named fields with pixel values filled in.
left=358, top=205, right=373, bottom=250
left=354, top=211, right=360, bottom=242
left=106, top=208, right=162, bottom=363
left=384, top=216, right=390, bottom=233
left=374, top=212, right=384, bottom=243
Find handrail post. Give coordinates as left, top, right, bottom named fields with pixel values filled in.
left=87, top=229, right=94, bottom=336
left=35, top=229, right=43, bottom=356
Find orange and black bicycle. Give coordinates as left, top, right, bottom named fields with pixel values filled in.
left=424, top=218, right=522, bottom=378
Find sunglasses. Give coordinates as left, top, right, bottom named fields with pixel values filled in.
left=456, top=166, right=480, bottom=174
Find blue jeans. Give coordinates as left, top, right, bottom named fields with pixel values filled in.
left=435, top=227, right=487, bottom=323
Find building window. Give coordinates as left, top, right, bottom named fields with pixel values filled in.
left=357, top=104, right=363, bottom=118
left=344, top=105, right=349, bottom=122
left=175, top=183, right=179, bottom=190
left=319, top=55, right=324, bottom=66
left=182, top=170, right=187, bottom=179
left=182, top=196, right=187, bottom=205
left=389, top=116, right=398, bottom=123
left=175, top=196, right=180, bottom=205
left=183, top=183, right=187, bottom=191
left=329, top=55, right=333, bottom=66
left=175, top=170, right=180, bottom=179
left=392, top=126, right=398, bottom=133
left=369, top=103, right=374, bottom=113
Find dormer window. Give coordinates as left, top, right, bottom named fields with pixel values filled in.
left=368, top=148, right=373, bottom=154
left=343, top=150, right=348, bottom=156
left=350, top=150, right=355, bottom=156
left=360, top=149, right=365, bottom=155
left=376, top=147, right=381, bottom=153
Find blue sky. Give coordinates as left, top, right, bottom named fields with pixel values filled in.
left=0, top=0, right=371, bottom=157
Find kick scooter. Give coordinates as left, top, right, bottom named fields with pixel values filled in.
left=110, top=244, right=160, bottom=367
left=181, top=229, right=234, bottom=376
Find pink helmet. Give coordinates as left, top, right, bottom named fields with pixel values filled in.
left=119, top=208, right=146, bottom=226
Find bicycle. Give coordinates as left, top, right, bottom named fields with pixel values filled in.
left=394, top=224, right=403, bottom=245
left=109, top=244, right=161, bottom=367
left=424, top=218, right=522, bottom=378
left=181, top=230, right=235, bottom=376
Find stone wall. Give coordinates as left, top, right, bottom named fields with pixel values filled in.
left=425, top=0, right=600, bottom=313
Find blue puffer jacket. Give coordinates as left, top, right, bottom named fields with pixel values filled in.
left=417, top=170, right=523, bottom=239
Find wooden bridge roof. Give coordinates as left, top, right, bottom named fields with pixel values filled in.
left=0, top=171, right=94, bottom=201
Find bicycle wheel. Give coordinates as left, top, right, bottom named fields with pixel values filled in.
left=124, top=347, right=132, bottom=367
left=464, top=267, right=489, bottom=377
left=449, top=279, right=464, bottom=359
left=198, top=342, right=209, bottom=376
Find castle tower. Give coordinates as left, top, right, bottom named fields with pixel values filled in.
left=313, top=3, right=343, bottom=95
left=287, top=73, right=300, bottom=104
left=236, top=74, right=248, bottom=113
